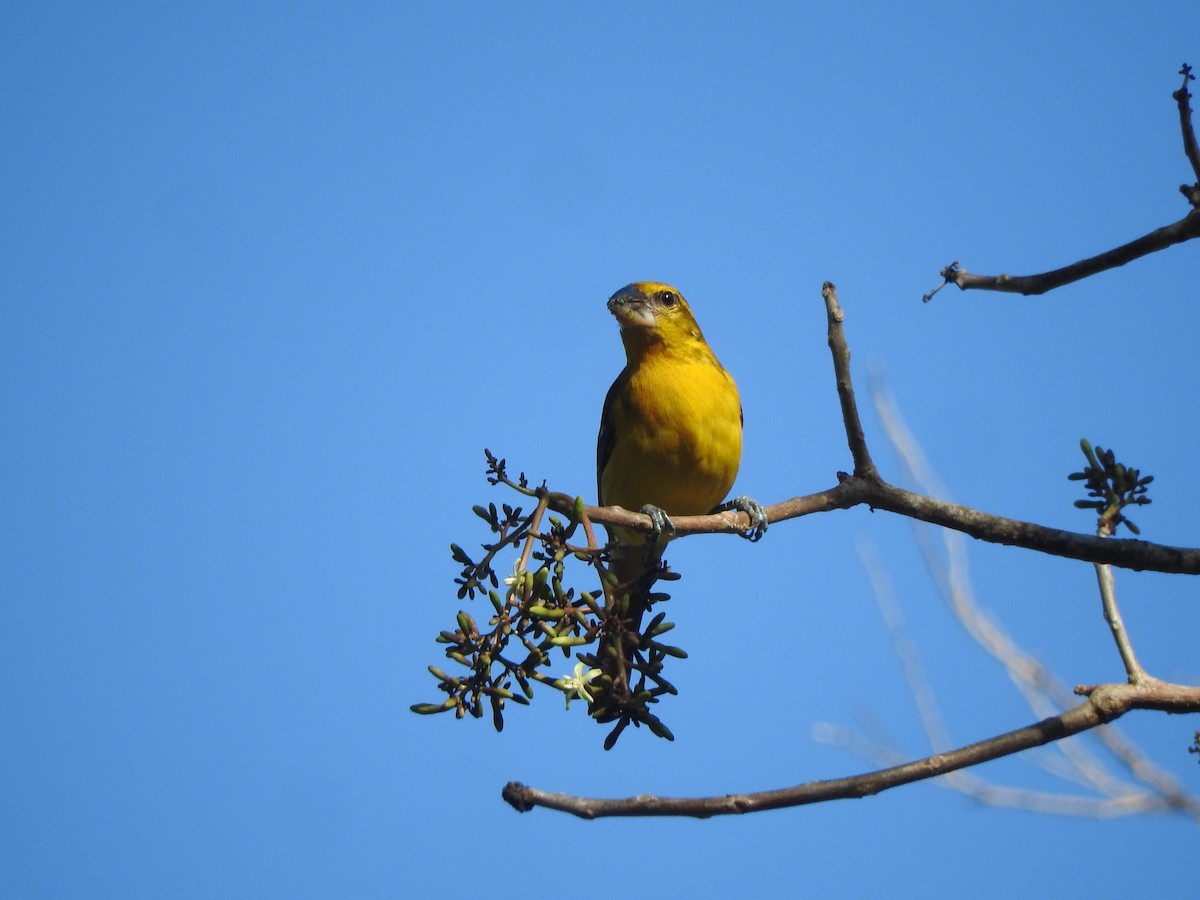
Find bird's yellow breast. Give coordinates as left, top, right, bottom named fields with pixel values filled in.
left=599, top=348, right=743, bottom=517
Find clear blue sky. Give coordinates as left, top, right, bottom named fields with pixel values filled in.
left=4, top=2, right=1199, bottom=897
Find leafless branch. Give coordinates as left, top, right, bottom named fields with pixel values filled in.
left=925, top=65, right=1200, bottom=299
left=820, top=381, right=1200, bottom=821
left=812, top=723, right=1186, bottom=819
left=501, top=682, right=1200, bottom=818
left=823, top=282, right=876, bottom=478
left=1174, top=63, right=1200, bottom=202
left=1095, top=548, right=1149, bottom=684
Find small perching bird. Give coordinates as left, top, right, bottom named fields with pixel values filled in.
left=596, top=281, right=767, bottom=598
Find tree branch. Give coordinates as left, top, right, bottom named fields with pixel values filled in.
left=814, top=723, right=1198, bottom=819
left=925, top=64, right=1200, bottom=299
left=550, top=482, right=1200, bottom=575
left=1174, top=63, right=1200, bottom=203
left=501, top=681, right=1200, bottom=818
left=1095, top=540, right=1149, bottom=684
left=928, top=210, right=1200, bottom=297
left=823, top=281, right=876, bottom=478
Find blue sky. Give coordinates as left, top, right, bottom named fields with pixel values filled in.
left=4, top=2, right=1199, bottom=897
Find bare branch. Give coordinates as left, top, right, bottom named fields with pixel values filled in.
left=1095, top=548, right=1148, bottom=684
left=862, top=479, right=1200, bottom=574
left=926, top=65, right=1200, bottom=298
left=1174, top=63, right=1200, bottom=202
left=501, top=682, right=1200, bottom=818
left=823, top=281, right=876, bottom=477
left=547, top=483, right=1200, bottom=576
left=813, top=723, right=1186, bottom=819
left=930, top=211, right=1200, bottom=296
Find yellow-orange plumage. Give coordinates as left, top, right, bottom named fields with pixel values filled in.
left=589, top=281, right=764, bottom=718
left=597, top=285, right=742, bottom=519
left=596, top=282, right=756, bottom=590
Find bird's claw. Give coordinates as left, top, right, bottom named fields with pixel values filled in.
left=638, top=503, right=675, bottom=538
left=721, top=495, right=768, bottom=542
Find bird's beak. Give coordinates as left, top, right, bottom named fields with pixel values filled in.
left=607, top=285, right=656, bottom=330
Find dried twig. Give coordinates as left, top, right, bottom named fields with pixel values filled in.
left=925, top=65, right=1200, bottom=299
left=1174, top=63, right=1200, bottom=204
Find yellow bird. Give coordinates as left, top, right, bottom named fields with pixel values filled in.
left=596, top=281, right=766, bottom=599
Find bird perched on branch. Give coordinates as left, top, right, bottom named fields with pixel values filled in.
left=596, top=281, right=767, bottom=630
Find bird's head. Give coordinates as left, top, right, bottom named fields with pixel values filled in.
left=607, top=282, right=705, bottom=357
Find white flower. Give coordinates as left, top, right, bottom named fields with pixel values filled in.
left=503, top=561, right=525, bottom=593
left=558, top=661, right=601, bottom=709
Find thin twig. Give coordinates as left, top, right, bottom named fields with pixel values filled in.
left=1095, top=532, right=1148, bottom=684
left=932, top=210, right=1200, bottom=296
left=1174, top=63, right=1200, bottom=202
left=823, top=281, right=876, bottom=477
left=926, top=65, right=1200, bottom=298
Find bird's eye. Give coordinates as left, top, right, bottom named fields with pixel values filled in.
left=659, top=290, right=678, bottom=306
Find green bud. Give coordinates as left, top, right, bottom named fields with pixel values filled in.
left=515, top=673, right=534, bottom=698
left=549, top=635, right=588, bottom=647
left=645, top=717, right=675, bottom=741
left=491, top=697, right=505, bottom=732
left=655, top=643, right=688, bottom=659
left=409, top=702, right=452, bottom=715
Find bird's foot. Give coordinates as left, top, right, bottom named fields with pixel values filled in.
left=638, top=503, right=675, bottom=538
left=718, top=495, right=768, bottom=542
